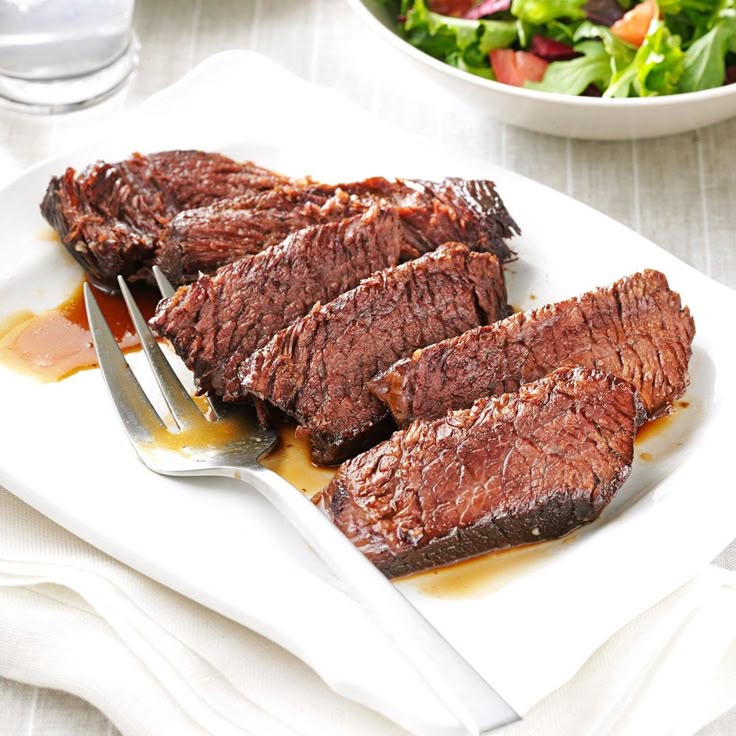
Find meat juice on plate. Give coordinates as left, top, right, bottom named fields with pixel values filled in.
left=260, top=426, right=337, bottom=498
left=0, top=278, right=159, bottom=381
left=0, top=270, right=336, bottom=492
left=404, top=540, right=573, bottom=599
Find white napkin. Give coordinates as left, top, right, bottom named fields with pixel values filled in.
left=1, top=485, right=735, bottom=736
left=0, top=487, right=404, bottom=736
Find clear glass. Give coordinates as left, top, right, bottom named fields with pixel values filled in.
left=0, top=0, right=138, bottom=112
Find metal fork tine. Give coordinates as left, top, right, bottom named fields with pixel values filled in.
left=151, top=265, right=223, bottom=420
left=117, top=276, right=205, bottom=429
left=84, top=284, right=166, bottom=442
left=152, top=265, right=176, bottom=299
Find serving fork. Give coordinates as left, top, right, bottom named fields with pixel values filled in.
left=83, top=268, right=519, bottom=736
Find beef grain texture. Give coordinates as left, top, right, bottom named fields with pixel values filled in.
left=318, top=366, right=639, bottom=577
left=154, top=176, right=520, bottom=284
left=40, top=151, right=288, bottom=290
left=241, top=243, right=509, bottom=465
left=370, top=269, right=695, bottom=426
left=149, top=208, right=410, bottom=399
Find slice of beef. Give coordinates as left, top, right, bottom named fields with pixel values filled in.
left=40, top=151, right=288, bottom=290
left=149, top=207, right=411, bottom=399
left=370, top=270, right=695, bottom=427
left=241, top=242, right=509, bottom=465
left=154, top=176, right=519, bottom=284
left=317, top=366, right=639, bottom=577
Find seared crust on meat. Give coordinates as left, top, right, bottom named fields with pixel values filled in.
left=41, top=148, right=520, bottom=290
left=40, top=151, right=288, bottom=290
left=318, top=367, right=640, bottom=577
left=149, top=207, right=410, bottom=398
left=241, top=243, right=509, bottom=465
left=154, top=176, right=519, bottom=284
left=369, top=270, right=695, bottom=426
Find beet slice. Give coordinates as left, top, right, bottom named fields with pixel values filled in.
left=581, top=83, right=603, bottom=96
left=530, top=35, right=580, bottom=61
left=584, top=0, right=625, bottom=26
left=462, top=0, right=511, bottom=18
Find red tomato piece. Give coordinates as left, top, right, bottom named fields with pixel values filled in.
left=489, top=49, right=549, bottom=87
left=610, top=0, right=658, bottom=47
left=428, top=0, right=476, bottom=15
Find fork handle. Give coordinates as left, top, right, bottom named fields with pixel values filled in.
left=238, top=464, right=519, bottom=736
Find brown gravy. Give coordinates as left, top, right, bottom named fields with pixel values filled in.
left=36, top=226, right=61, bottom=242
left=635, top=412, right=677, bottom=443
left=142, top=406, right=258, bottom=456
left=0, top=279, right=160, bottom=381
left=138, top=409, right=335, bottom=499
left=0, top=275, right=334, bottom=496
left=404, top=535, right=575, bottom=599
left=635, top=398, right=691, bottom=446
left=261, top=425, right=337, bottom=498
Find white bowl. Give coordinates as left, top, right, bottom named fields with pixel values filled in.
left=346, top=0, right=736, bottom=140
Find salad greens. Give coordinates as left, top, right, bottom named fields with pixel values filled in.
left=401, top=0, right=518, bottom=64
left=510, top=0, right=586, bottom=25
left=382, top=0, right=736, bottom=96
left=627, top=20, right=684, bottom=95
left=526, top=40, right=613, bottom=93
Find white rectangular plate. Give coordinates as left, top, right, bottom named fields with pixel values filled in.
left=1, top=52, right=735, bottom=736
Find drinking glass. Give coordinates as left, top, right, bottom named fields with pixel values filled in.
left=0, top=0, right=138, bottom=112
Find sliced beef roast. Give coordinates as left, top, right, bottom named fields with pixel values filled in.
left=40, top=151, right=288, bottom=290
left=149, top=207, right=411, bottom=399
left=370, top=270, right=695, bottom=426
left=154, top=176, right=520, bottom=284
left=241, top=243, right=509, bottom=465
left=318, top=367, right=639, bottom=577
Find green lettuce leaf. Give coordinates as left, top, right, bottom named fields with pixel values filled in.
left=658, top=0, right=716, bottom=16
left=605, top=19, right=685, bottom=96
left=636, top=20, right=686, bottom=94
left=510, top=0, right=587, bottom=25
left=574, top=21, right=637, bottom=71
left=661, top=0, right=726, bottom=51
left=605, top=63, right=639, bottom=95
left=715, top=0, right=736, bottom=50
left=680, top=18, right=735, bottom=89
left=516, top=17, right=534, bottom=48
left=447, top=51, right=497, bottom=77
left=403, top=0, right=518, bottom=70
left=547, top=19, right=581, bottom=40
left=525, top=40, right=612, bottom=92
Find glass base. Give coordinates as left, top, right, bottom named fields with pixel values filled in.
left=0, top=35, right=139, bottom=113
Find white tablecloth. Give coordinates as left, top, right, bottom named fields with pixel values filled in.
left=1, top=0, right=735, bottom=733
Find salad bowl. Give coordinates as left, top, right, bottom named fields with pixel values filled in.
left=347, top=0, right=736, bottom=139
